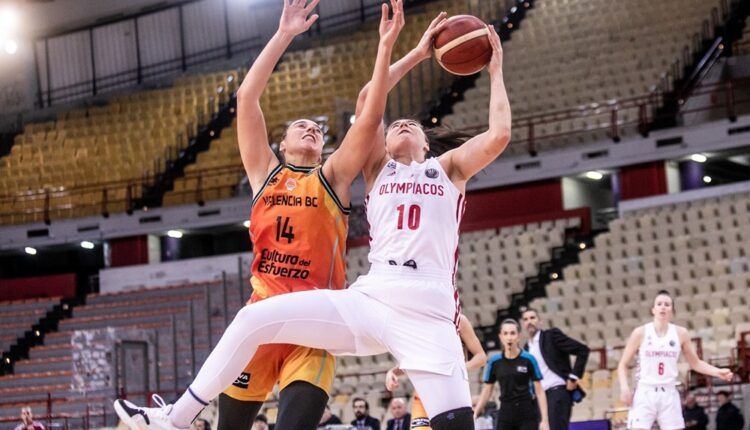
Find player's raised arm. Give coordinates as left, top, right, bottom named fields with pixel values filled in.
left=679, top=326, right=733, bottom=382
left=440, top=24, right=511, bottom=186
left=237, top=0, right=320, bottom=191
left=354, top=12, right=448, bottom=183
left=323, top=0, right=405, bottom=188
left=617, top=326, right=644, bottom=406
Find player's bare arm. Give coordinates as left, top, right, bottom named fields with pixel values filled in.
left=237, top=0, right=320, bottom=192
left=324, top=0, right=404, bottom=203
left=439, top=24, right=511, bottom=191
left=617, top=326, right=644, bottom=406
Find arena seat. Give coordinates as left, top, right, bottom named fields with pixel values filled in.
left=529, top=190, right=750, bottom=419
left=0, top=297, right=60, bottom=354
left=442, top=0, right=724, bottom=155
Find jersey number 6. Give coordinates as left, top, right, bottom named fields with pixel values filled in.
left=396, top=204, right=421, bottom=230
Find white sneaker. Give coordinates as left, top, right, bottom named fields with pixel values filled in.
left=114, top=394, right=185, bottom=430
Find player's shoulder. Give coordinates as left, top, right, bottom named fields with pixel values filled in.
left=673, top=324, right=689, bottom=338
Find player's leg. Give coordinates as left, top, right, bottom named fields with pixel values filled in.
left=216, top=395, right=262, bottom=430
left=627, top=386, right=656, bottom=430
left=274, top=346, right=335, bottom=430
left=410, top=394, right=431, bottom=429
left=655, top=388, right=685, bottom=430
left=405, top=367, right=474, bottom=430
left=217, top=345, right=284, bottom=430
left=275, top=381, right=329, bottom=429
left=116, top=289, right=362, bottom=430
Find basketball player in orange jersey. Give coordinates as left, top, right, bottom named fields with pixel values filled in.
left=383, top=313, right=488, bottom=429
left=114, top=3, right=510, bottom=429
left=618, top=290, right=733, bottom=430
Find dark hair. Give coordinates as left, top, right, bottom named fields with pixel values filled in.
left=424, top=126, right=472, bottom=158
left=352, top=397, right=368, bottom=410
left=255, top=414, right=268, bottom=424
left=500, top=318, right=520, bottom=331
left=520, top=307, right=539, bottom=318
left=195, top=418, right=212, bottom=430
left=717, top=390, right=731, bottom=397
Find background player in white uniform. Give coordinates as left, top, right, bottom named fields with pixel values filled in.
left=113, top=3, right=511, bottom=429
left=617, top=290, right=733, bottom=430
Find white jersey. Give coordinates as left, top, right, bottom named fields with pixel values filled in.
left=365, top=157, right=465, bottom=276
left=637, top=322, right=681, bottom=386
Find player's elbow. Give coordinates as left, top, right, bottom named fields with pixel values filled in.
left=482, top=128, right=511, bottom=156
left=475, top=351, right=487, bottom=365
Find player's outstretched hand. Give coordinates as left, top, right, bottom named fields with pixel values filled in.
left=486, top=24, right=504, bottom=76
left=620, top=387, right=633, bottom=407
left=379, top=0, right=405, bottom=47
left=717, top=368, right=733, bottom=382
left=413, top=12, right=448, bottom=60
left=279, top=0, right=320, bottom=36
left=384, top=367, right=400, bottom=391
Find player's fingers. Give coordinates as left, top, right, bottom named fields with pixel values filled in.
left=304, top=14, right=319, bottom=29
left=431, top=17, right=448, bottom=33
left=381, top=3, right=389, bottom=23
left=304, top=0, right=320, bottom=13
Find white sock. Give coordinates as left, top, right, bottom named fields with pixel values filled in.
left=170, top=387, right=207, bottom=429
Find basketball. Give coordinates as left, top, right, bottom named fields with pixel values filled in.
left=433, top=15, right=492, bottom=76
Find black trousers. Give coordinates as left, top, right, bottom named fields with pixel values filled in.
left=496, top=400, right=539, bottom=430
left=546, top=386, right=573, bottom=430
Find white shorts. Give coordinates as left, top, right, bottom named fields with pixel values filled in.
left=628, top=384, right=685, bottom=430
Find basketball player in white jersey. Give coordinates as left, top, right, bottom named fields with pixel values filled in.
left=113, top=4, right=510, bottom=430
left=617, top=290, right=733, bottom=430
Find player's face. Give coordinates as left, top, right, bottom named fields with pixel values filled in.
left=651, top=294, right=673, bottom=320
left=499, top=323, right=519, bottom=349
left=385, top=119, right=429, bottom=158
left=521, top=311, right=540, bottom=334
left=281, top=119, right=324, bottom=159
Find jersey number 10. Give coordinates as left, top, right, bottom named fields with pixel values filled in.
left=396, top=204, right=421, bottom=230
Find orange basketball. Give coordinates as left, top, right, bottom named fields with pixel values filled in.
left=433, top=15, right=492, bottom=76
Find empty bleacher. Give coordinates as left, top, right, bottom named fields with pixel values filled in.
left=529, top=190, right=750, bottom=420
left=443, top=0, right=725, bottom=155
left=0, top=297, right=60, bottom=355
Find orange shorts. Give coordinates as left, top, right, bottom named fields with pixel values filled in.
left=223, top=343, right=336, bottom=402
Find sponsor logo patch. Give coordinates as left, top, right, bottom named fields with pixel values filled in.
left=232, top=372, right=251, bottom=389
left=517, top=365, right=528, bottom=373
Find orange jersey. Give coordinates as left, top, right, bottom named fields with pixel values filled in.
left=249, top=164, right=350, bottom=302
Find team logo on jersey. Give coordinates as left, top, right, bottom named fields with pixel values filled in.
left=232, top=372, right=251, bottom=389
left=517, top=365, right=528, bottom=373
left=425, top=168, right=439, bottom=179
left=285, top=178, right=297, bottom=191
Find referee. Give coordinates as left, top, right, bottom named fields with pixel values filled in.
left=475, top=319, right=549, bottom=430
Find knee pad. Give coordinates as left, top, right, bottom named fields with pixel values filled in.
left=430, top=406, right=474, bottom=430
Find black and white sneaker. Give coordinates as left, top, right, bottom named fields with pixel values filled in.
left=114, top=394, right=185, bottom=430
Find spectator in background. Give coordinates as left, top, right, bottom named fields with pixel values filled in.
left=683, top=393, right=708, bottom=430
left=385, top=398, right=410, bottom=430
left=14, top=407, right=45, bottom=430
left=521, top=308, right=589, bottom=430
left=252, top=414, right=269, bottom=430
left=716, top=391, right=744, bottom=430
left=351, top=397, right=380, bottom=430
left=318, top=404, right=342, bottom=428
left=194, top=418, right=212, bottom=430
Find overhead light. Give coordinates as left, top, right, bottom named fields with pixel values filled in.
left=431, top=117, right=438, bottom=124
left=0, top=7, right=18, bottom=33
left=703, top=176, right=712, bottom=184
left=167, top=230, right=183, bottom=238
left=690, top=154, right=707, bottom=163
left=24, top=247, right=37, bottom=255
left=3, top=39, right=17, bottom=55
left=579, top=242, right=587, bottom=250
left=550, top=272, right=559, bottom=280
left=243, top=220, right=250, bottom=228
left=80, top=241, right=95, bottom=249
left=585, top=171, right=603, bottom=180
